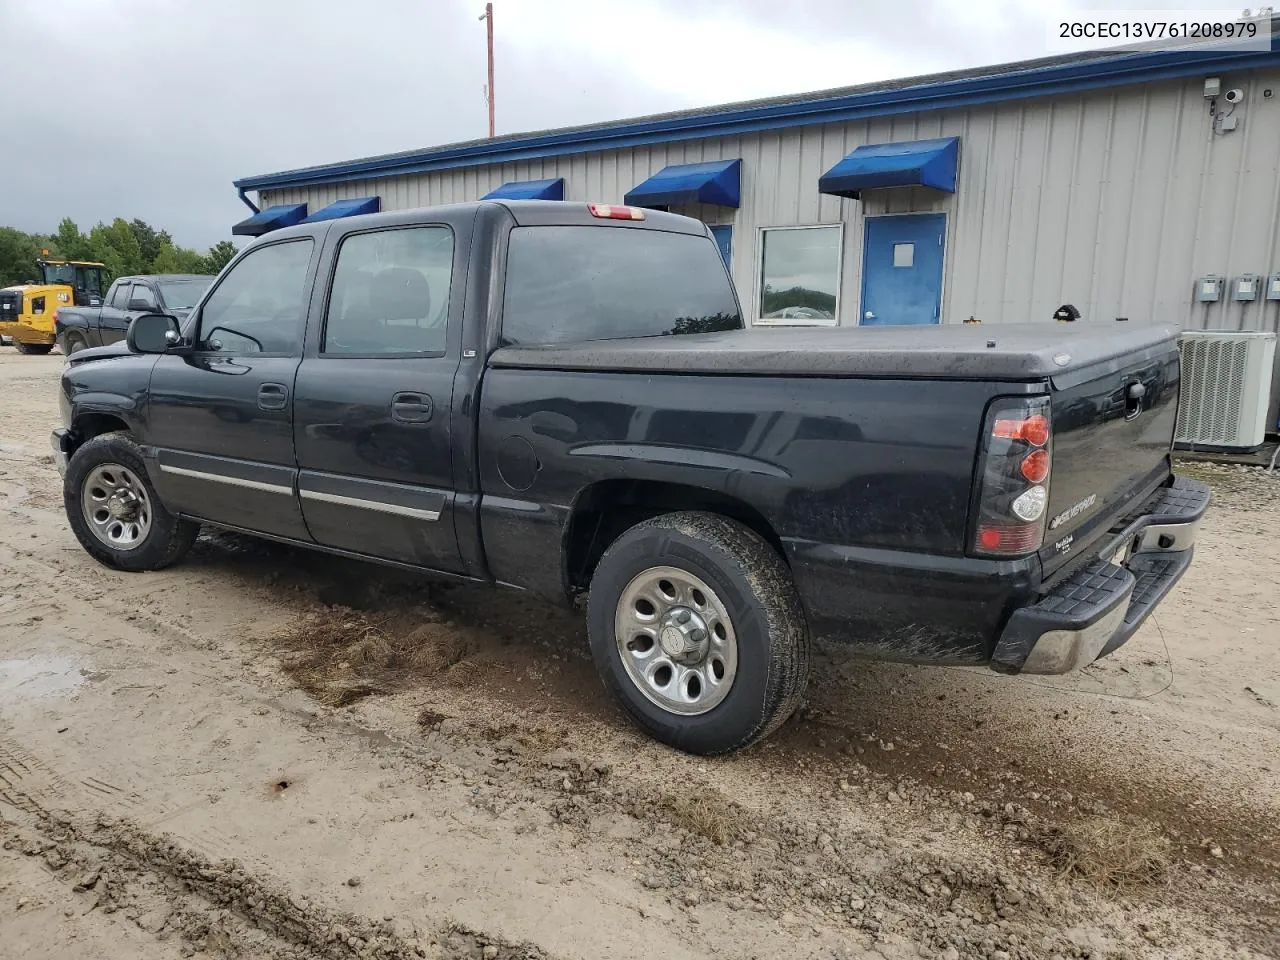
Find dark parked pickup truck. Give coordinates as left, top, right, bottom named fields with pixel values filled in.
left=51, top=200, right=1209, bottom=753
left=55, top=274, right=213, bottom=355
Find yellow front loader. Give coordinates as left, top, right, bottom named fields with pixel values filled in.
left=0, top=258, right=107, bottom=355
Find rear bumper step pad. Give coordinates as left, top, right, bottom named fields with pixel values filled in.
left=991, top=476, right=1210, bottom=675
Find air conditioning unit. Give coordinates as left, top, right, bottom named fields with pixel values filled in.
left=1174, top=331, right=1277, bottom=451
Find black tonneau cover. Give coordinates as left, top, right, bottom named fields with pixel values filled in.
left=490, top=322, right=1178, bottom=380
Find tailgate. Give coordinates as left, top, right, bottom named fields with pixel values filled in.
left=1040, top=339, right=1180, bottom=578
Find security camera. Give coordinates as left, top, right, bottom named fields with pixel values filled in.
left=1225, top=88, right=1245, bottom=104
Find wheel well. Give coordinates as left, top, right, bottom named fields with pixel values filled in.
left=564, top=479, right=786, bottom=595
left=73, top=413, right=131, bottom=446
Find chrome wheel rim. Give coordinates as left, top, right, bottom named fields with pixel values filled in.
left=81, top=463, right=152, bottom=551
left=614, top=566, right=738, bottom=716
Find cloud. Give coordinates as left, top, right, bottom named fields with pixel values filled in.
left=0, top=0, right=1219, bottom=248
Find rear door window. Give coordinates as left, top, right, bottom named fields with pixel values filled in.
left=323, top=226, right=453, bottom=355
left=500, top=226, right=742, bottom=345
left=110, top=283, right=132, bottom=309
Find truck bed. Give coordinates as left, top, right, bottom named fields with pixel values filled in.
left=489, top=322, right=1180, bottom=380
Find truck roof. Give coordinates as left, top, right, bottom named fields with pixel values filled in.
left=490, top=322, right=1180, bottom=381
left=118, top=274, right=214, bottom=282
left=260, top=200, right=711, bottom=243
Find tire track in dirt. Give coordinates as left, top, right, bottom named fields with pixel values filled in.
left=0, top=733, right=77, bottom=817
left=2, top=811, right=554, bottom=960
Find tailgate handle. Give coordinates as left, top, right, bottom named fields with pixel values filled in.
left=1125, top=381, right=1146, bottom=420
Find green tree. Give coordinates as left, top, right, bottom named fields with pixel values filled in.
left=53, top=218, right=90, bottom=261
left=153, top=240, right=207, bottom=274
left=0, top=227, right=48, bottom=286
left=129, top=219, right=167, bottom=266
left=4, top=217, right=238, bottom=287
left=201, top=240, right=238, bottom=275
left=87, top=218, right=146, bottom=280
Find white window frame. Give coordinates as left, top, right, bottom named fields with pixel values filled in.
left=754, top=223, right=844, bottom=327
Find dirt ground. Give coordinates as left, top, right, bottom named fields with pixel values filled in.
left=0, top=349, right=1277, bottom=960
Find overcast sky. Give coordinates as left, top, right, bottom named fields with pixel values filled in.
left=1, top=0, right=1224, bottom=249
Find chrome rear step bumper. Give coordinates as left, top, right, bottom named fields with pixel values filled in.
left=992, top=476, right=1211, bottom=675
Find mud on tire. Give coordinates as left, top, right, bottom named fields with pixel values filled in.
left=64, top=432, right=199, bottom=572
left=586, top=511, right=810, bottom=755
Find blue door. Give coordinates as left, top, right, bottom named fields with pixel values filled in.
left=860, top=214, right=945, bottom=325
left=709, top=225, right=732, bottom=267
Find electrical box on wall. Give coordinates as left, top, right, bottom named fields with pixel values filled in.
left=1196, top=275, right=1224, bottom=302
left=1267, top=274, right=1280, bottom=300
left=1234, top=274, right=1260, bottom=301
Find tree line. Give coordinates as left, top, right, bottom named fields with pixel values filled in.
left=0, top=218, right=239, bottom=288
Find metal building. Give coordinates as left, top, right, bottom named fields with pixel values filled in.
left=233, top=38, right=1280, bottom=419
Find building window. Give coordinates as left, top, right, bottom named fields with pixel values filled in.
left=757, top=225, right=841, bottom=325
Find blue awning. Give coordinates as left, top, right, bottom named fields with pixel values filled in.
left=301, top=196, right=380, bottom=222
left=483, top=178, right=565, bottom=201
left=624, top=159, right=741, bottom=208
left=231, top=203, right=308, bottom=237
left=818, top=137, right=960, bottom=199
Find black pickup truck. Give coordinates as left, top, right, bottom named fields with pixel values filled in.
left=55, top=274, right=212, bottom=355
left=51, top=201, right=1209, bottom=754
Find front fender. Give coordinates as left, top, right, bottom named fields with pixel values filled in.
left=61, top=352, right=160, bottom=448
left=55, top=310, right=93, bottom=335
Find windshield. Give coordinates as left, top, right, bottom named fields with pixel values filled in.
left=41, top=263, right=76, bottom=286
left=157, top=278, right=212, bottom=311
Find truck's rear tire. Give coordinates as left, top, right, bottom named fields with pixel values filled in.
left=15, top=342, right=53, bottom=355
left=64, top=433, right=199, bottom=571
left=586, top=511, right=809, bottom=754
left=61, top=332, right=88, bottom=356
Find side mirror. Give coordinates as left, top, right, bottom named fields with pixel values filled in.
left=127, top=313, right=182, bottom=354
left=127, top=298, right=156, bottom=312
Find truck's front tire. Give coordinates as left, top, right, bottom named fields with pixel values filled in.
left=64, top=433, right=199, bottom=571
left=14, top=342, right=53, bottom=355
left=586, top=512, right=809, bottom=754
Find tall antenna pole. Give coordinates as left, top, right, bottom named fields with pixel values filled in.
left=480, top=3, right=496, bottom=138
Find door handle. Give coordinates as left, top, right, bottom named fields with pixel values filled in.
left=864, top=311, right=876, bottom=320
left=391, top=392, right=433, bottom=423
left=257, top=382, right=289, bottom=411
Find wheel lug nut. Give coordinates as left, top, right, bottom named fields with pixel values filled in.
left=676, top=609, right=691, bottom=624
left=690, top=628, right=706, bottom=642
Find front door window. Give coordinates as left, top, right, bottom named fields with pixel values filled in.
left=197, top=240, right=313, bottom=354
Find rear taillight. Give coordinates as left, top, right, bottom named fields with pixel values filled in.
left=971, top=396, right=1052, bottom=557
left=587, top=202, right=646, bottom=221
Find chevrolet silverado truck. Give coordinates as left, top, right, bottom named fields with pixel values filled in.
left=55, top=273, right=213, bottom=355
left=51, top=201, right=1209, bottom=754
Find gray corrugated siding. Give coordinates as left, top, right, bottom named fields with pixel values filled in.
left=260, top=68, right=1280, bottom=423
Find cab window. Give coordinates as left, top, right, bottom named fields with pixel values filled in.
left=130, top=285, right=157, bottom=310
left=197, top=240, right=313, bottom=354
left=323, top=226, right=453, bottom=355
